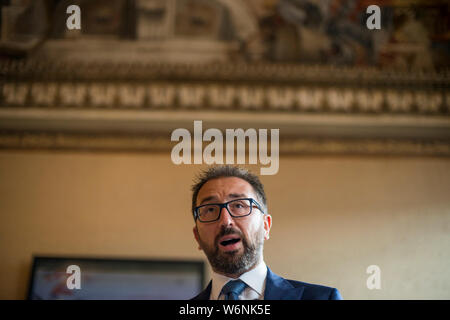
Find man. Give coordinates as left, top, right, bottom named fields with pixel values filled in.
left=190, top=165, right=342, bottom=300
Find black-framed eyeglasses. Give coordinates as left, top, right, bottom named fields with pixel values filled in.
left=194, top=198, right=265, bottom=223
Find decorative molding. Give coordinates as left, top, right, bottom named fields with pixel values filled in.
left=0, top=131, right=448, bottom=157
left=3, top=59, right=449, bottom=84
left=2, top=60, right=449, bottom=115
left=280, top=138, right=450, bottom=156
left=1, top=60, right=449, bottom=156
left=0, top=108, right=449, bottom=140
left=0, top=132, right=169, bottom=152
left=1, top=81, right=449, bottom=115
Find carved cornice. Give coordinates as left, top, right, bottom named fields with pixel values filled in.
left=2, top=59, right=449, bottom=115
left=0, top=108, right=448, bottom=139
left=1, top=81, right=449, bottom=115
left=0, top=131, right=449, bottom=156
left=2, top=59, right=449, bottom=85
left=1, top=60, right=449, bottom=155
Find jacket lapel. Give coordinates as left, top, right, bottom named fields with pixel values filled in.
left=191, top=281, right=212, bottom=300
left=264, top=267, right=305, bottom=300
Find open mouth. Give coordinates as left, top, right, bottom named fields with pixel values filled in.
left=220, top=238, right=241, bottom=246
left=218, top=235, right=242, bottom=251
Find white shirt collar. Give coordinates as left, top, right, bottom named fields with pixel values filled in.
left=210, top=260, right=267, bottom=300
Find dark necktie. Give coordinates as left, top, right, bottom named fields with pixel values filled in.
left=221, top=279, right=247, bottom=300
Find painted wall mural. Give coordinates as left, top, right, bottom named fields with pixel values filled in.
left=1, top=0, right=448, bottom=70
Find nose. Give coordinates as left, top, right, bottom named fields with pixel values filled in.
left=218, top=205, right=234, bottom=226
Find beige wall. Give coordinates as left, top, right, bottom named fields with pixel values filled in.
left=0, top=150, right=449, bottom=299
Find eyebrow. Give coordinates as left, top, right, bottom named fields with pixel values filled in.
left=199, top=193, right=248, bottom=205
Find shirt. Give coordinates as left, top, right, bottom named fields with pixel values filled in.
left=209, top=260, right=268, bottom=300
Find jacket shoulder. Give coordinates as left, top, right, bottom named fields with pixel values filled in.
left=285, top=279, right=343, bottom=300
left=190, top=281, right=212, bottom=300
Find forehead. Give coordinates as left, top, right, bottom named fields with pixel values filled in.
left=196, top=177, right=256, bottom=204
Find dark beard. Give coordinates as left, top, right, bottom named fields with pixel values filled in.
left=198, top=224, right=265, bottom=276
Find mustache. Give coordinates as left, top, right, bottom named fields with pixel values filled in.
left=215, top=226, right=244, bottom=246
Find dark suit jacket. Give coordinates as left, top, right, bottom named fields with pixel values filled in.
left=191, top=267, right=342, bottom=300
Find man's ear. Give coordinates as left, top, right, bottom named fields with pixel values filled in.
left=193, top=225, right=202, bottom=251
left=263, top=214, right=272, bottom=240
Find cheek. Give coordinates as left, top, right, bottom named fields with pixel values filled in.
left=197, top=225, right=216, bottom=242
left=241, top=217, right=264, bottom=239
